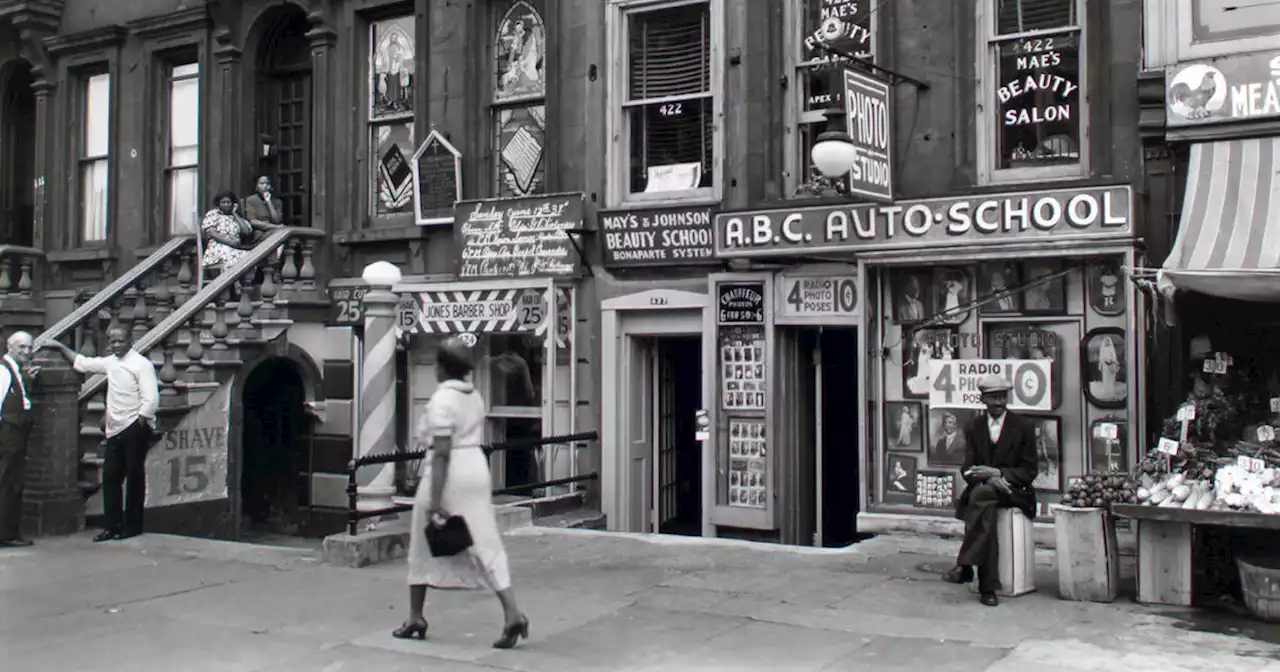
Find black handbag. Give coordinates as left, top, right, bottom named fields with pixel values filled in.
left=425, top=514, right=473, bottom=557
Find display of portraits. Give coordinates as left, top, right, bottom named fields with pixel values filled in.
left=1088, top=262, right=1126, bottom=316
left=721, top=327, right=766, bottom=411
left=933, top=267, right=972, bottom=325
left=1021, top=259, right=1067, bottom=314
left=916, top=471, right=958, bottom=509
left=984, top=322, right=1065, bottom=410
left=1027, top=415, right=1063, bottom=493
left=902, top=327, right=957, bottom=399
left=884, top=453, right=918, bottom=505
left=1090, top=419, right=1127, bottom=473
left=977, top=262, right=1021, bottom=315
left=891, top=271, right=932, bottom=324
left=884, top=401, right=924, bottom=453
left=1083, top=328, right=1128, bottom=408
left=928, top=408, right=977, bottom=467
left=728, top=418, right=767, bottom=509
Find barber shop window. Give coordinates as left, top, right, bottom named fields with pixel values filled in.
left=615, top=0, right=720, bottom=204
left=80, top=72, right=111, bottom=242
left=368, top=15, right=416, bottom=217
left=483, top=334, right=544, bottom=488
left=978, top=0, right=1086, bottom=183
left=166, top=62, right=200, bottom=236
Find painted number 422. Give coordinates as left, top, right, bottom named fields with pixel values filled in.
left=658, top=103, right=683, bottom=116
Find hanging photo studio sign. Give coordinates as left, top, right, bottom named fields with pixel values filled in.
left=405, top=286, right=564, bottom=338
left=843, top=68, right=893, bottom=202
left=146, top=380, right=232, bottom=508
left=411, top=129, right=463, bottom=225
left=927, top=359, right=1052, bottom=412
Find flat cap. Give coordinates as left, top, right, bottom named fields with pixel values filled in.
left=977, top=374, right=1012, bottom=393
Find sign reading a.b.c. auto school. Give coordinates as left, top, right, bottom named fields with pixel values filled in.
left=1166, top=51, right=1280, bottom=127
left=714, top=185, right=1131, bottom=258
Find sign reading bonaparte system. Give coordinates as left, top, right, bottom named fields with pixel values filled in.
left=714, top=185, right=1131, bottom=258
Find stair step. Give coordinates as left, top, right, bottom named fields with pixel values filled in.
left=81, top=455, right=103, bottom=466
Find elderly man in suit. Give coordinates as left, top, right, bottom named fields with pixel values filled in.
left=942, top=374, right=1038, bottom=606
left=0, top=331, right=37, bottom=547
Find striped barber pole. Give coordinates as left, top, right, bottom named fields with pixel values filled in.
left=357, top=289, right=398, bottom=495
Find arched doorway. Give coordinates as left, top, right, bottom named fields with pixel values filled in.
left=240, top=357, right=312, bottom=539
left=253, top=6, right=311, bottom=228
left=0, top=60, right=35, bottom=246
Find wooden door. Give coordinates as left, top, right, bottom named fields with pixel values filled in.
left=268, top=73, right=311, bottom=228
left=627, top=337, right=654, bottom=532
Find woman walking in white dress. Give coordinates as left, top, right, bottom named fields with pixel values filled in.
left=394, top=336, right=530, bottom=648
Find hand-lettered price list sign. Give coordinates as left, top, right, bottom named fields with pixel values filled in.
left=454, top=193, right=585, bottom=279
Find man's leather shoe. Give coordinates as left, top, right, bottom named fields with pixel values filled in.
left=0, top=538, right=32, bottom=547
left=93, top=530, right=120, bottom=542
left=979, top=592, right=999, bottom=607
left=942, top=566, right=974, bottom=584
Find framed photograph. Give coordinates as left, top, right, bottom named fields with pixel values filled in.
left=984, top=322, right=1064, bottom=410
left=884, top=401, right=924, bottom=453
left=1090, top=419, right=1128, bottom=473
left=933, top=267, right=972, bottom=325
left=1088, top=262, right=1126, bottom=317
left=1027, top=415, right=1063, bottom=493
left=891, top=270, right=932, bottom=324
left=977, top=262, right=1021, bottom=315
left=915, top=470, right=959, bottom=509
left=1083, top=328, right=1128, bottom=409
left=884, top=453, right=918, bottom=505
left=1021, top=259, right=1067, bottom=315
left=902, top=326, right=958, bottom=399
left=927, top=407, right=978, bottom=467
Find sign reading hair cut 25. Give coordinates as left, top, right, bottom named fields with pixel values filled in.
left=714, top=186, right=1131, bottom=258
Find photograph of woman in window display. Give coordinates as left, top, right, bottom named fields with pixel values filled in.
left=885, top=401, right=923, bottom=453
left=1084, top=329, right=1127, bottom=407
left=933, top=268, right=971, bottom=325
left=903, top=328, right=955, bottom=398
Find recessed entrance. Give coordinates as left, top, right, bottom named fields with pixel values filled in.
left=254, top=6, right=312, bottom=228
left=240, top=357, right=312, bottom=538
left=0, top=59, right=35, bottom=246
left=649, top=336, right=702, bottom=536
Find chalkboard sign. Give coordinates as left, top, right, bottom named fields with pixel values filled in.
left=411, top=129, right=462, bottom=226
left=718, top=282, right=765, bottom=325
left=454, top=192, right=585, bottom=279
left=599, top=205, right=717, bottom=268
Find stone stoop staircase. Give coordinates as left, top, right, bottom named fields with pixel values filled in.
left=31, top=229, right=326, bottom=516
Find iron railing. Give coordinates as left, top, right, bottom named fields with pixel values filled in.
left=345, top=430, right=599, bottom=535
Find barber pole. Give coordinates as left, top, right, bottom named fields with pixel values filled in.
left=356, top=262, right=401, bottom=515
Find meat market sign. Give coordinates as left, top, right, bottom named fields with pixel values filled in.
left=1166, top=51, right=1280, bottom=127
left=714, top=185, right=1131, bottom=258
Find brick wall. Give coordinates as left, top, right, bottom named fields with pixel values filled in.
left=22, top=354, right=85, bottom=536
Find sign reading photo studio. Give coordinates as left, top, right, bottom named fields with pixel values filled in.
left=599, top=205, right=716, bottom=267
left=715, top=185, right=1131, bottom=257
left=1166, top=51, right=1280, bottom=127
left=997, top=32, right=1081, bottom=168
left=843, top=68, right=893, bottom=202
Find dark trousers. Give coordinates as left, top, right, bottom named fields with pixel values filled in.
left=957, top=483, right=1013, bottom=593
left=0, top=421, right=32, bottom=541
left=103, top=420, right=152, bottom=535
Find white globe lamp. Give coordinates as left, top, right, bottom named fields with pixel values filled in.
left=810, top=109, right=856, bottom=179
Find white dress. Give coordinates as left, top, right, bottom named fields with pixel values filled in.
left=406, top=379, right=512, bottom=591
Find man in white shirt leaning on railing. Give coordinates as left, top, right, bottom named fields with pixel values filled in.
left=44, top=326, right=159, bottom=542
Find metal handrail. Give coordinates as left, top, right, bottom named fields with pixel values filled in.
left=76, top=227, right=325, bottom=401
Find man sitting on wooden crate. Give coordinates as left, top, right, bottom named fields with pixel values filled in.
left=942, top=374, right=1038, bottom=606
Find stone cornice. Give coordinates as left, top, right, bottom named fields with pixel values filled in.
left=126, top=6, right=209, bottom=42
left=45, top=24, right=127, bottom=57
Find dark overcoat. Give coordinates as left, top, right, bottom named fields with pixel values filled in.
left=954, top=410, right=1039, bottom=520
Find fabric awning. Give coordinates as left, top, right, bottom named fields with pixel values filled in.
left=1161, top=137, right=1280, bottom=302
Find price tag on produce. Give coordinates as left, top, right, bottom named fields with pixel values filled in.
left=1176, top=404, right=1196, bottom=422
left=1203, top=359, right=1216, bottom=373
left=1238, top=456, right=1265, bottom=473
left=1098, top=423, right=1119, bottom=440
left=1270, top=397, right=1280, bottom=413
left=1157, top=437, right=1181, bottom=456
left=1259, top=425, right=1277, bottom=443
left=1215, top=360, right=1229, bottom=374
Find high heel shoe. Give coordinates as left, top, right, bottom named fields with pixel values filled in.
left=392, top=619, right=428, bottom=640
left=492, top=615, right=529, bottom=649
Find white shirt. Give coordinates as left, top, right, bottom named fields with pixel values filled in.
left=0, top=354, right=31, bottom=420
left=74, top=351, right=159, bottom=438
left=987, top=412, right=1007, bottom=444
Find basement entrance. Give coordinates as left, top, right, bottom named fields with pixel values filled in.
left=240, top=357, right=313, bottom=538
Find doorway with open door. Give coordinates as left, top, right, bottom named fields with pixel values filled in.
left=240, top=357, right=315, bottom=541
left=649, top=336, right=702, bottom=536
left=253, top=6, right=312, bottom=228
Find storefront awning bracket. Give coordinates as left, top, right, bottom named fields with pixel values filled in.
left=810, top=41, right=930, bottom=91
left=564, top=227, right=595, bottom=278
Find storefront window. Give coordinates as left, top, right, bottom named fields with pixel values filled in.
left=368, top=15, right=415, bottom=217
left=492, top=1, right=547, bottom=197
left=485, top=333, right=544, bottom=409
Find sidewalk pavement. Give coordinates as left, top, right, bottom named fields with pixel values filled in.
left=2, top=527, right=1279, bottom=672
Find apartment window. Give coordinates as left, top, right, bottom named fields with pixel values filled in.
left=619, top=0, right=717, bottom=201
left=979, top=0, right=1085, bottom=182
left=493, top=1, right=547, bottom=197
left=80, top=73, right=110, bottom=242
left=791, top=0, right=873, bottom=194
left=166, top=62, right=200, bottom=235
left=369, top=15, right=415, bottom=217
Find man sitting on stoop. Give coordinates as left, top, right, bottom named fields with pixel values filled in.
left=942, top=374, right=1038, bottom=606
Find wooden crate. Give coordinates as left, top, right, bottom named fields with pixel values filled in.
left=1137, top=519, right=1193, bottom=606
left=1054, top=506, right=1119, bottom=603
left=968, top=508, right=1036, bottom=597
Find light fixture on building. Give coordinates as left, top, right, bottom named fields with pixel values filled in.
left=810, top=106, right=856, bottom=179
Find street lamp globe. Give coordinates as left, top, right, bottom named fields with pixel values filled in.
left=810, top=127, right=856, bottom=179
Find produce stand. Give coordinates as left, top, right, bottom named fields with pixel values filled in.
left=1113, top=504, right=1280, bottom=606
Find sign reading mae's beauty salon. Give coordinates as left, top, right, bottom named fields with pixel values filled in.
left=714, top=185, right=1131, bottom=257
left=1166, top=51, right=1280, bottom=127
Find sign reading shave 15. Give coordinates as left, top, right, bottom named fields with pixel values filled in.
left=714, top=185, right=1131, bottom=258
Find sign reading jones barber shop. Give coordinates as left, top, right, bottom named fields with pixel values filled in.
left=715, top=185, right=1131, bottom=257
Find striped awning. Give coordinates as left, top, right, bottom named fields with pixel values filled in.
left=1161, top=137, right=1280, bottom=301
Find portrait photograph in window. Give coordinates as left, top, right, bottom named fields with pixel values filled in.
left=883, top=453, right=918, bottom=505
left=1027, top=415, right=1063, bottom=493
left=890, top=270, right=932, bottom=324
left=885, top=401, right=924, bottom=453
left=1088, top=261, right=1126, bottom=317
left=902, top=326, right=958, bottom=400
left=933, top=267, right=972, bottom=325
left=1082, top=327, right=1127, bottom=409
left=1021, top=258, right=1067, bottom=315
left=977, top=262, right=1021, bottom=315
left=626, top=3, right=713, bottom=195
left=928, top=408, right=978, bottom=467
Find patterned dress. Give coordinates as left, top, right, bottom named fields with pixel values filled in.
left=201, top=209, right=250, bottom=269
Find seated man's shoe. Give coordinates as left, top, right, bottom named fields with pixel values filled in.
left=0, top=538, right=33, bottom=548
left=93, top=530, right=120, bottom=543
left=942, top=566, right=974, bottom=584
left=979, top=592, right=999, bottom=607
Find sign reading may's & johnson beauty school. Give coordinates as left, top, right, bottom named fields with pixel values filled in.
left=454, top=192, right=585, bottom=279
left=715, top=185, right=1131, bottom=257
left=599, top=205, right=716, bottom=267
